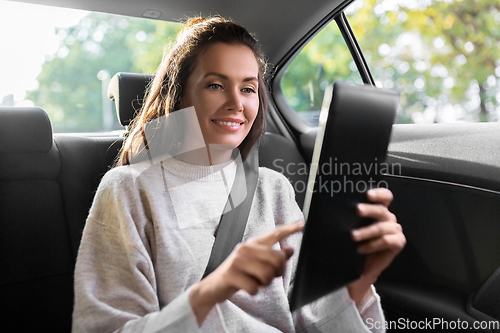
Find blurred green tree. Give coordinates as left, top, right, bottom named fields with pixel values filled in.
left=29, top=1, right=500, bottom=130
left=27, top=12, right=180, bottom=132
left=282, top=0, right=500, bottom=124
left=281, top=22, right=364, bottom=119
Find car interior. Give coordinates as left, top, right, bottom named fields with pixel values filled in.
left=1, top=0, right=499, bottom=332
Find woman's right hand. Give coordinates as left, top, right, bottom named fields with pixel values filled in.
left=189, top=221, right=305, bottom=325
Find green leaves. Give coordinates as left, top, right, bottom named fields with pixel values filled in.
left=282, top=0, right=500, bottom=124
left=28, top=13, right=180, bottom=132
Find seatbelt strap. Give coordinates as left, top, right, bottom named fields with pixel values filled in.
left=202, top=145, right=259, bottom=278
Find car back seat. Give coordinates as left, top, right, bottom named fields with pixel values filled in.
left=0, top=74, right=307, bottom=332
left=0, top=106, right=121, bottom=332
left=0, top=106, right=75, bottom=331
left=54, top=135, right=122, bottom=259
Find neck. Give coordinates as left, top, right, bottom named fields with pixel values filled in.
left=174, top=145, right=234, bottom=166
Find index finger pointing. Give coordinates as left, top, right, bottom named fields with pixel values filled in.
left=255, top=221, right=305, bottom=246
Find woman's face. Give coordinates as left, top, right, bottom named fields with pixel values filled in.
left=179, top=43, right=260, bottom=150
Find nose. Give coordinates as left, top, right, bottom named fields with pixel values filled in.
left=225, top=88, right=243, bottom=112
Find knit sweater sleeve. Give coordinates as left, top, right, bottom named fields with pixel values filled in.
left=71, top=166, right=200, bottom=333
left=268, top=169, right=386, bottom=333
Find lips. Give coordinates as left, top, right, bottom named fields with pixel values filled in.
left=211, top=118, right=245, bottom=131
left=212, top=118, right=244, bottom=125
left=212, top=120, right=243, bottom=126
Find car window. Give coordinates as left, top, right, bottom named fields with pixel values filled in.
left=0, top=1, right=181, bottom=133
left=346, top=0, right=500, bottom=123
left=280, top=17, right=364, bottom=127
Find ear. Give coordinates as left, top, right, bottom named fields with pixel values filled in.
left=177, top=87, right=188, bottom=110
left=176, top=95, right=183, bottom=110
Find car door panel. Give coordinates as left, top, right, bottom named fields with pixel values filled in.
left=294, top=121, right=500, bottom=331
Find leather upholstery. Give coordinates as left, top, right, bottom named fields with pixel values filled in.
left=0, top=106, right=52, bottom=153
left=107, top=72, right=154, bottom=126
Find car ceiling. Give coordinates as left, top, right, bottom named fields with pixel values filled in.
left=9, top=0, right=350, bottom=67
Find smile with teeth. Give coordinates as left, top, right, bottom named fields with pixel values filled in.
left=212, top=120, right=243, bottom=126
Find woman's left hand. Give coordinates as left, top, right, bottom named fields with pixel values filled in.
left=347, top=188, right=406, bottom=305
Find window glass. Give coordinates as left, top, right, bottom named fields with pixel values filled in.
left=346, top=0, right=500, bottom=123
left=0, top=1, right=181, bottom=133
left=281, top=18, right=363, bottom=127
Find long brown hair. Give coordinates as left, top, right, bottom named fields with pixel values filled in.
left=116, top=16, right=268, bottom=166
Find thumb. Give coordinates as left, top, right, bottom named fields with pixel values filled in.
left=282, top=246, right=294, bottom=260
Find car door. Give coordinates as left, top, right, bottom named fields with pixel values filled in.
left=268, top=2, right=500, bottom=332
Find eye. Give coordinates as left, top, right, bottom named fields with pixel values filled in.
left=208, top=83, right=223, bottom=90
left=242, top=87, right=256, bottom=94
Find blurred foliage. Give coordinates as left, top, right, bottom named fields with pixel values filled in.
left=28, top=0, right=500, bottom=131
left=27, top=13, right=180, bottom=132
left=282, top=0, right=500, bottom=124
left=281, top=26, right=363, bottom=116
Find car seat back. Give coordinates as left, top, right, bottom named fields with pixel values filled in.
left=0, top=106, right=122, bottom=331
left=0, top=107, right=74, bottom=331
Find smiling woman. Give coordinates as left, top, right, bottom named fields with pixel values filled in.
left=71, top=15, right=405, bottom=333
left=1, top=0, right=499, bottom=331
left=117, top=16, right=268, bottom=165
left=179, top=43, right=260, bottom=163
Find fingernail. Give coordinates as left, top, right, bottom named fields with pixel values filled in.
left=367, top=189, right=376, bottom=198
left=357, top=204, right=366, bottom=215
left=351, top=229, right=361, bottom=241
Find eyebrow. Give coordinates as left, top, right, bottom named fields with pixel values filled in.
left=204, top=72, right=258, bottom=83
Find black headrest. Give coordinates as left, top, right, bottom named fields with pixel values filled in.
left=0, top=107, right=53, bottom=153
left=107, top=72, right=155, bottom=126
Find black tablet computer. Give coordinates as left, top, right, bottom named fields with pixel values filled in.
left=289, top=81, right=399, bottom=311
